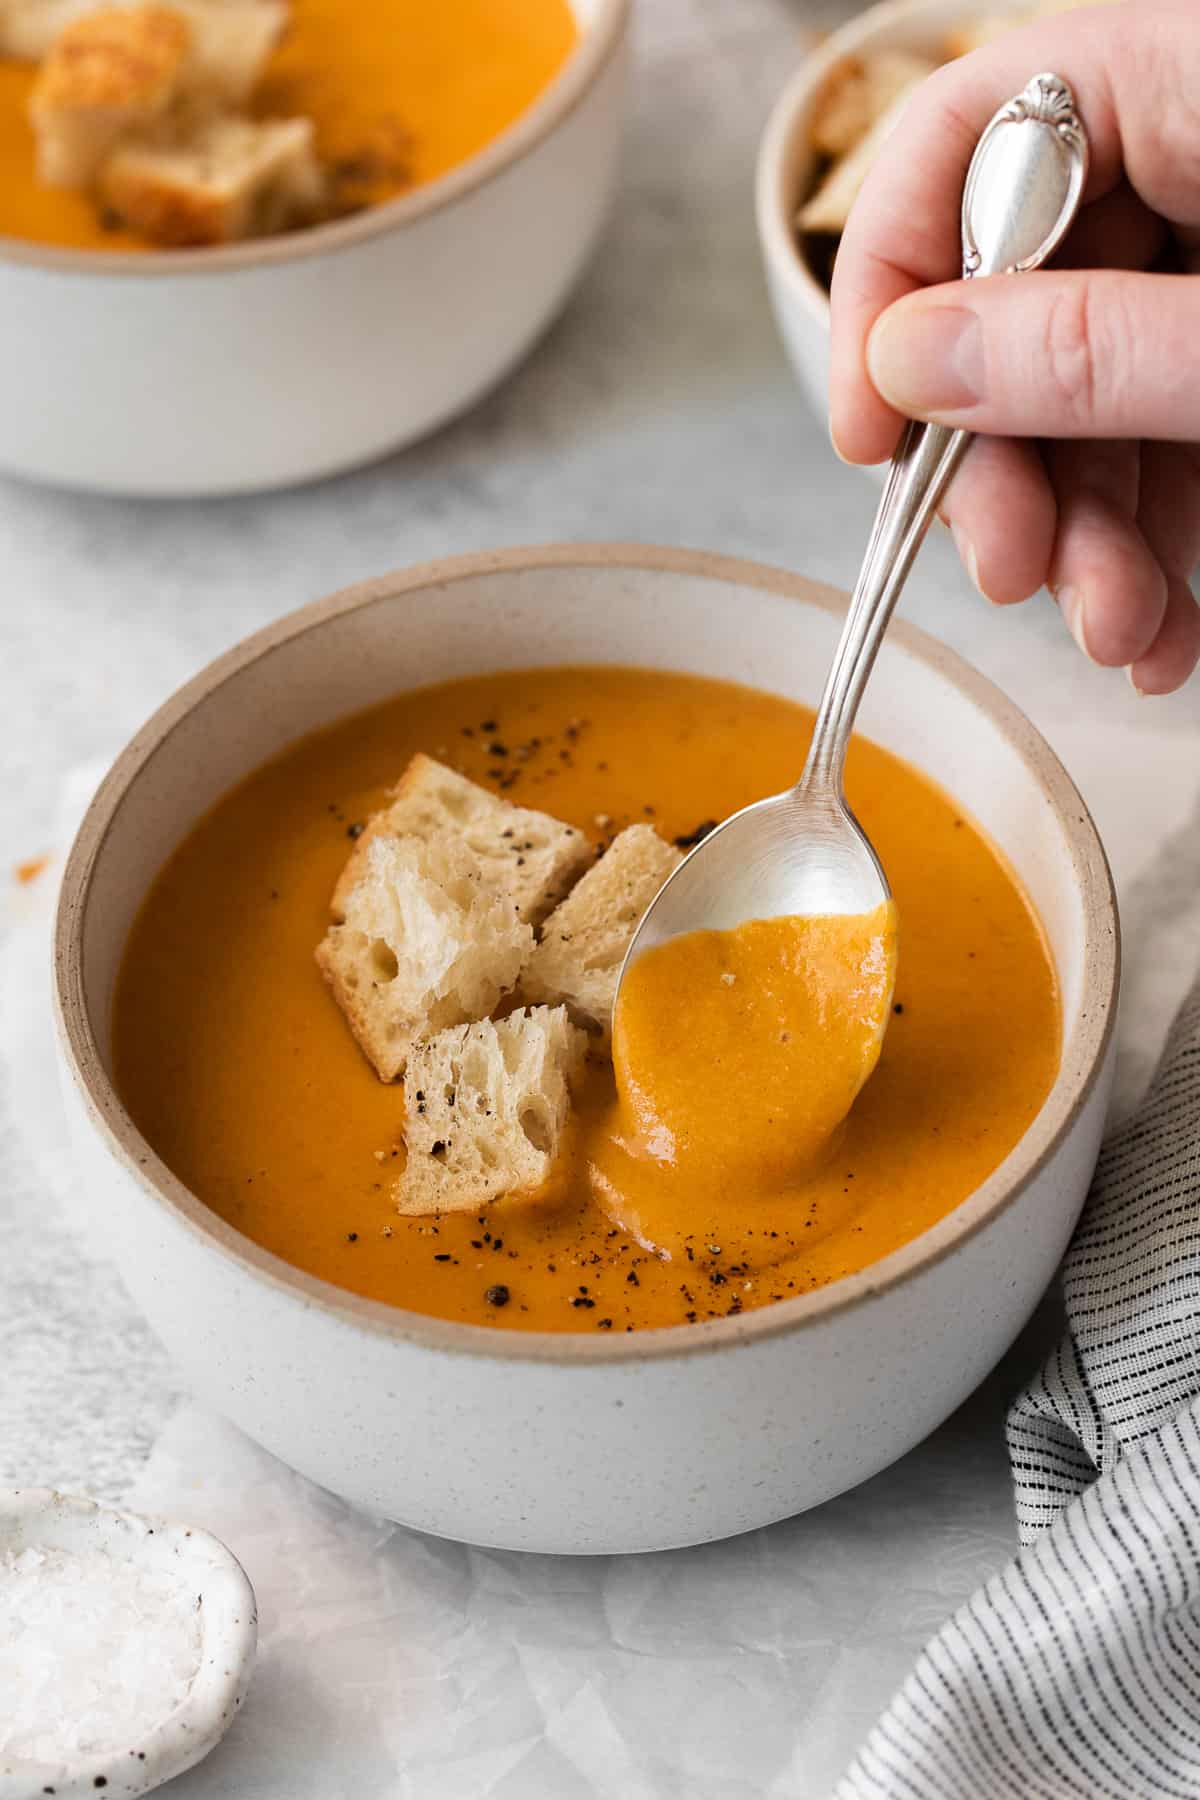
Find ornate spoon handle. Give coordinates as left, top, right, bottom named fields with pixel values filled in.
left=799, top=73, right=1090, bottom=798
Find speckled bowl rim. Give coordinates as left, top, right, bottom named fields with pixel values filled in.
left=755, top=0, right=1023, bottom=346
left=0, top=0, right=629, bottom=278
left=54, top=543, right=1119, bottom=1366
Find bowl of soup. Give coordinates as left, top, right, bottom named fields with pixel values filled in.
left=53, top=544, right=1118, bottom=1553
left=0, top=0, right=628, bottom=495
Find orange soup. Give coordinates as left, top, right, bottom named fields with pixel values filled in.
left=595, top=903, right=899, bottom=1264
left=112, top=667, right=1060, bottom=1332
left=0, top=0, right=578, bottom=250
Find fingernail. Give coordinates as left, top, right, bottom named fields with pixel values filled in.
left=1128, top=666, right=1148, bottom=698
left=829, top=420, right=852, bottom=465
left=1055, top=585, right=1098, bottom=664
left=867, top=304, right=984, bottom=416
left=951, top=522, right=987, bottom=600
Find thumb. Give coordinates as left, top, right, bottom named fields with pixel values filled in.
left=866, top=270, right=1200, bottom=442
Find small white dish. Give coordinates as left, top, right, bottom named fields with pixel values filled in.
left=0, top=0, right=629, bottom=496
left=0, top=1488, right=256, bottom=1800
left=755, top=0, right=1026, bottom=432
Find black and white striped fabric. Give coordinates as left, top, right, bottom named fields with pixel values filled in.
left=841, top=968, right=1200, bottom=1800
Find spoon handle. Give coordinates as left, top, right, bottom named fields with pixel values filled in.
left=801, top=417, right=968, bottom=792
left=798, top=71, right=1090, bottom=799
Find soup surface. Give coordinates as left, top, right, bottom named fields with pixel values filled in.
left=0, top=0, right=577, bottom=250
left=113, top=666, right=1060, bottom=1333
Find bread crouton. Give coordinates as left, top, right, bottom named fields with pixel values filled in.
left=809, top=49, right=936, bottom=158
left=100, top=112, right=322, bottom=244
left=333, top=755, right=591, bottom=929
left=0, top=0, right=94, bottom=62
left=397, top=1006, right=587, bottom=1214
left=316, top=833, right=534, bottom=1083
left=27, top=0, right=287, bottom=196
left=170, top=0, right=285, bottom=106
left=521, top=824, right=682, bottom=1042
left=0, top=0, right=284, bottom=62
left=30, top=4, right=190, bottom=186
left=798, top=76, right=925, bottom=235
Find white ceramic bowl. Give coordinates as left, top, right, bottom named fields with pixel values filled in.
left=53, top=545, right=1118, bottom=1555
left=756, top=0, right=1025, bottom=428
left=0, top=0, right=628, bottom=497
left=0, top=1488, right=255, bottom=1799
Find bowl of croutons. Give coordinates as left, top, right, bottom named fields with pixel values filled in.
left=0, top=0, right=629, bottom=495
left=755, top=0, right=1117, bottom=435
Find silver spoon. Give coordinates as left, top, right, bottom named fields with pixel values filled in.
left=617, top=72, right=1089, bottom=984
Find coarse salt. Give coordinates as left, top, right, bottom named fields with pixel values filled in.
left=0, top=1545, right=202, bottom=1764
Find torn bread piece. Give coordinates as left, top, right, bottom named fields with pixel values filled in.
left=798, top=75, right=926, bottom=236
left=0, top=0, right=97, bottom=61
left=0, top=0, right=286, bottom=62
left=397, top=1006, right=587, bottom=1214
left=28, top=0, right=286, bottom=194
left=30, top=3, right=191, bottom=186
left=100, top=112, right=322, bottom=245
left=316, top=833, right=534, bottom=1083
left=809, top=49, right=936, bottom=158
left=334, top=755, right=591, bottom=929
left=171, top=0, right=286, bottom=107
left=521, top=824, right=683, bottom=1043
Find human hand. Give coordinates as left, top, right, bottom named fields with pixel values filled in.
left=829, top=0, right=1200, bottom=693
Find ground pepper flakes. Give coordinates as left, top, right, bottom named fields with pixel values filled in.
left=673, top=820, right=717, bottom=850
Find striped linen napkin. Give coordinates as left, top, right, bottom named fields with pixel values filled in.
left=842, top=963, right=1200, bottom=1800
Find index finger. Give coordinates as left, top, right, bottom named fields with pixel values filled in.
left=829, top=5, right=1140, bottom=463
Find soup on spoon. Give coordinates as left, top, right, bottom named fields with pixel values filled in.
left=589, top=903, right=898, bottom=1262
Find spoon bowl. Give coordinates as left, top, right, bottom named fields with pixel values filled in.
left=626, top=785, right=887, bottom=961
left=618, top=72, right=1089, bottom=997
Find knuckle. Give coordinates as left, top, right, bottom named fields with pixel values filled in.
left=1147, top=99, right=1200, bottom=199
left=1131, top=28, right=1200, bottom=204
left=1039, top=283, right=1109, bottom=430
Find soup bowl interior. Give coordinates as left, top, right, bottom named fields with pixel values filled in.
left=54, top=546, right=1117, bottom=1553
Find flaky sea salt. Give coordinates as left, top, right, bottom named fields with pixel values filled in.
left=0, top=1545, right=203, bottom=1764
